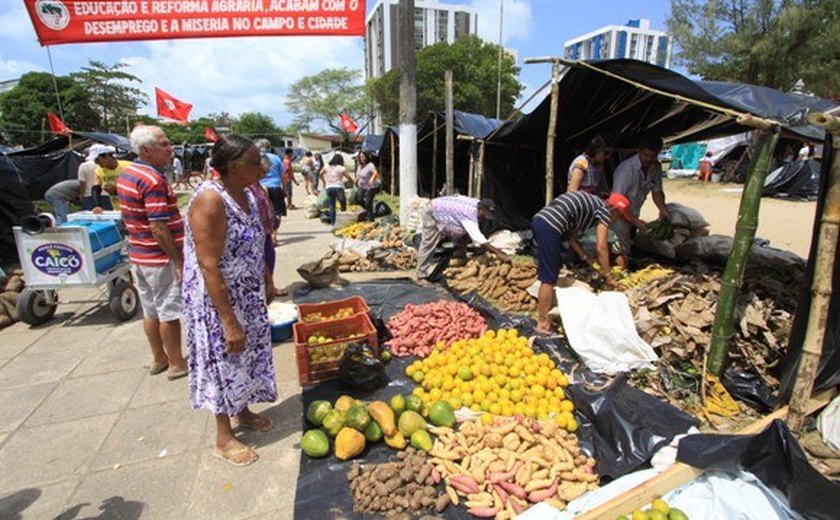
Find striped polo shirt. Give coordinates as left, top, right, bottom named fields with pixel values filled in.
left=116, top=161, right=184, bottom=266
left=534, top=191, right=611, bottom=236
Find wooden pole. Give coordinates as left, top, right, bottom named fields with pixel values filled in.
left=40, top=117, right=46, bottom=144
left=397, top=0, right=418, bottom=223
left=476, top=140, right=486, bottom=198
left=788, top=112, right=840, bottom=433
left=544, top=61, right=561, bottom=205
left=390, top=132, right=396, bottom=200
left=708, top=119, right=779, bottom=375
left=468, top=142, right=475, bottom=197
left=445, top=69, right=455, bottom=196
left=432, top=113, right=438, bottom=196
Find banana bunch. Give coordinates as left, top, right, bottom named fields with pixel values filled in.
left=702, top=374, right=740, bottom=418
left=335, top=222, right=376, bottom=239
left=617, top=264, right=674, bottom=289
left=647, top=219, right=675, bottom=241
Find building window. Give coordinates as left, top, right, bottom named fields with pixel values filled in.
left=414, top=8, right=425, bottom=48
left=629, top=34, right=638, bottom=58
left=436, top=10, right=448, bottom=42
left=454, top=11, right=470, bottom=40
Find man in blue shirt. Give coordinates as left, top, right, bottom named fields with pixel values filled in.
left=256, top=139, right=286, bottom=217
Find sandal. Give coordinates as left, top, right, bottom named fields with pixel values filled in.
left=167, top=368, right=188, bottom=381
left=233, top=416, right=273, bottom=433
left=148, top=362, right=169, bottom=375
left=213, top=446, right=259, bottom=467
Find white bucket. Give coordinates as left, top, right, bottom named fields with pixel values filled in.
left=711, top=173, right=722, bottom=183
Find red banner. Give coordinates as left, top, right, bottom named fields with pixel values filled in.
left=24, top=0, right=365, bottom=46
left=47, top=111, right=70, bottom=134
left=155, top=87, right=193, bottom=122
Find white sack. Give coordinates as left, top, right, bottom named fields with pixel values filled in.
left=555, top=286, right=658, bottom=374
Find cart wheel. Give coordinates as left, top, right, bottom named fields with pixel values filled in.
left=109, top=281, right=139, bottom=321
left=17, top=289, right=58, bottom=325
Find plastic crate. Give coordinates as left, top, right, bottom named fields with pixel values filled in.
left=297, top=296, right=370, bottom=324
left=293, top=313, right=378, bottom=386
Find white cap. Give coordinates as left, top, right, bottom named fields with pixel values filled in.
left=88, top=144, right=116, bottom=161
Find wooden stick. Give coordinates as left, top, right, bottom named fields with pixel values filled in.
left=432, top=112, right=438, bottom=197
left=788, top=113, right=840, bottom=433
left=445, top=70, right=455, bottom=196
left=544, top=61, right=561, bottom=205
left=576, top=388, right=836, bottom=520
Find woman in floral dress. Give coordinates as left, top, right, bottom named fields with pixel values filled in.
left=183, top=135, right=277, bottom=466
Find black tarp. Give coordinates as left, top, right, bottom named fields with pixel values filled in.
left=677, top=420, right=840, bottom=520
left=478, top=59, right=837, bottom=229
left=4, top=150, right=81, bottom=200
left=762, top=159, right=821, bottom=200
left=780, top=136, right=840, bottom=398
left=292, top=280, right=698, bottom=518
left=361, top=134, right=384, bottom=157
left=0, top=155, right=35, bottom=264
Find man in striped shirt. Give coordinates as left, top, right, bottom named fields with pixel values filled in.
left=532, top=192, right=632, bottom=333
left=117, top=125, right=188, bottom=380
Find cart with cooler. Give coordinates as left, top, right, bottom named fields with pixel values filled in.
left=13, top=211, right=140, bottom=325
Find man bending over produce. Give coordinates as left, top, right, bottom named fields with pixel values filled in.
left=532, top=192, right=633, bottom=333
left=416, top=195, right=509, bottom=281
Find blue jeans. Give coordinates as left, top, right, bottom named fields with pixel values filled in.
left=45, top=194, right=70, bottom=224
left=326, top=187, right=346, bottom=225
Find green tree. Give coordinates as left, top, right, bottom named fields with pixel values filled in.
left=668, top=0, right=840, bottom=97
left=285, top=67, right=367, bottom=139
left=235, top=112, right=283, bottom=143
left=369, top=35, right=523, bottom=126
left=0, top=72, right=99, bottom=147
left=71, top=60, right=148, bottom=133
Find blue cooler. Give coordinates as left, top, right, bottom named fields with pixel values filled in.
left=61, top=220, right=123, bottom=274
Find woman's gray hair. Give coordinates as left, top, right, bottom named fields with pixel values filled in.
left=254, top=138, right=271, bottom=152
left=130, top=125, right=160, bottom=154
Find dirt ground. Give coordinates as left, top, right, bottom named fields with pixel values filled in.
left=638, top=178, right=818, bottom=258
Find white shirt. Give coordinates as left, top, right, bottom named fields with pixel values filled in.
left=173, top=157, right=183, bottom=178
left=77, top=161, right=98, bottom=197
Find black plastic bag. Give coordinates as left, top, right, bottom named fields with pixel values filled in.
left=677, top=419, right=840, bottom=520
left=721, top=368, right=779, bottom=413
left=373, top=200, right=392, bottom=218
left=338, top=342, right=388, bottom=391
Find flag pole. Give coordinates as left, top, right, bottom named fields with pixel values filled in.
left=45, top=46, right=66, bottom=123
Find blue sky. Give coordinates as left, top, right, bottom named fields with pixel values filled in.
left=0, top=0, right=672, bottom=128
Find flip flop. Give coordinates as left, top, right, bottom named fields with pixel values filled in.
left=213, top=446, right=259, bottom=467
left=149, top=362, right=169, bottom=375
left=234, top=416, right=273, bottom=433
left=167, top=368, right=188, bottom=381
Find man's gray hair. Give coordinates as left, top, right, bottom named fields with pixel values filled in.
left=130, top=125, right=161, bottom=155
left=254, top=138, right=271, bottom=152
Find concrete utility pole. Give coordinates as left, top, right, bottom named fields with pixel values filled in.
left=445, top=69, right=455, bottom=195
left=398, top=0, right=418, bottom=223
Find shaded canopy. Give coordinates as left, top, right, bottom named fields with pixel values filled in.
left=479, top=59, right=837, bottom=229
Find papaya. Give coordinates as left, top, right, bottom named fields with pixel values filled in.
left=300, top=429, right=330, bottom=458
left=334, top=395, right=356, bottom=412
left=383, top=431, right=406, bottom=449
left=398, top=410, right=427, bottom=437
left=305, top=400, right=332, bottom=426
left=428, top=400, right=455, bottom=427
left=364, top=420, right=383, bottom=442
left=410, top=430, right=432, bottom=452
left=404, top=395, right=423, bottom=413
left=367, top=401, right=396, bottom=436
left=334, top=427, right=366, bottom=460
left=389, top=394, right=406, bottom=418
left=346, top=405, right=371, bottom=431
left=322, top=409, right=346, bottom=437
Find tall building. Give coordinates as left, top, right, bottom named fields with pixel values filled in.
left=563, top=19, right=672, bottom=68
left=365, top=0, right=479, bottom=81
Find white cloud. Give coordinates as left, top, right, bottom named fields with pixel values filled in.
left=0, top=54, right=43, bottom=79
left=123, top=36, right=365, bottom=126
left=470, top=0, right=533, bottom=45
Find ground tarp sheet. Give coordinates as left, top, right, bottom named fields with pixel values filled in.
left=292, top=279, right=697, bottom=518
left=677, top=419, right=840, bottom=520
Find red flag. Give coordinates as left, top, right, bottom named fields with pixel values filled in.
left=339, top=112, right=358, bottom=134
left=205, top=127, right=219, bottom=142
left=155, top=87, right=193, bottom=123
left=47, top=111, right=69, bottom=134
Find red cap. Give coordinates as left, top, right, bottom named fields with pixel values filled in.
left=606, top=193, right=633, bottom=222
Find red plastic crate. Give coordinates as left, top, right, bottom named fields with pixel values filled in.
left=293, top=313, right=379, bottom=386
left=297, top=296, right=371, bottom=324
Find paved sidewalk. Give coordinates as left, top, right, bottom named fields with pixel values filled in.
left=0, top=187, right=395, bottom=519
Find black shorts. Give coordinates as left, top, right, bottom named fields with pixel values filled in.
left=267, top=186, right=287, bottom=217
